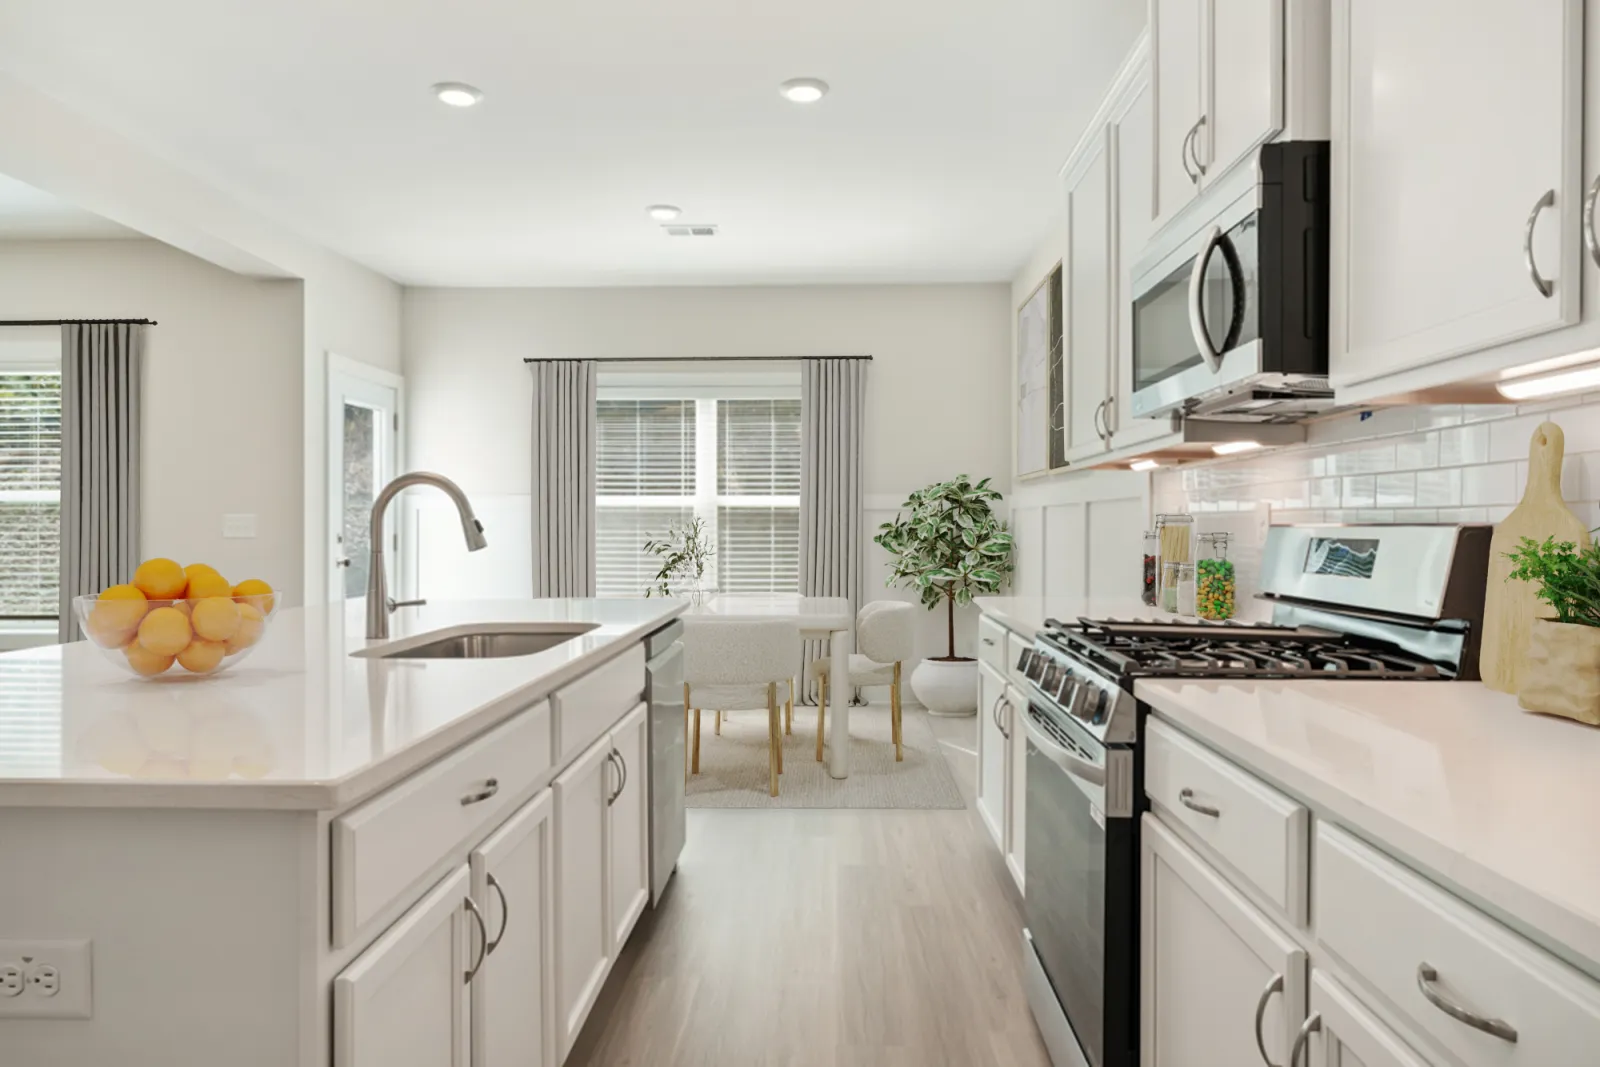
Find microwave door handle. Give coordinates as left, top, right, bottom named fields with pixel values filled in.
left=1021, top=709, right=1107, bottom=787
left=1188, top=224, right=1225, bottom=373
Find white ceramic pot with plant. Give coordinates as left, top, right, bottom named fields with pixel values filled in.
left=1506, top=535, right=1600, bottom=726
left=644, top=517, right=714, bottom=604
left=875, top=475, right=1015, bottom=716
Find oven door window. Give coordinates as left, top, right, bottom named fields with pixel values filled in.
left=1132, top=213, right=1259, bottom=392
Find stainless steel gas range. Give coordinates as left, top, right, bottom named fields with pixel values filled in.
left=1018, top=523, right=1492, bottom=1067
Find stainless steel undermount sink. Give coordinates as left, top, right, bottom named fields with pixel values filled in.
left=354, top=623, right=600, bottom=660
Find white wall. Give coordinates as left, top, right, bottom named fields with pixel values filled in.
left=0, top=239, right=306, bottom=600
left=402, top=283, right=1012, bottom=657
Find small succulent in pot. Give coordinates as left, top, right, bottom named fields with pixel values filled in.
left=644, top=517, right=715, bottom=601
left=1505, top=534, right=1600, bottom=725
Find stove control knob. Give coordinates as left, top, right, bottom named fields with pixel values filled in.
left=1069, top=680, right=1095, bottom=720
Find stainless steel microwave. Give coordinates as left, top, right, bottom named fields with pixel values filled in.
left=1128, top=141, right=1332, bottom=421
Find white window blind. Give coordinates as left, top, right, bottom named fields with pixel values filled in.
left=0, top=372, right=62, bottom=618
left=594, top=390, right=800, bottom=598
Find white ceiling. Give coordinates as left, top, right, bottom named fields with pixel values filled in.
left=0, top=173, right=139, bottom=240
left=0, top=0, right=1145, bottom=287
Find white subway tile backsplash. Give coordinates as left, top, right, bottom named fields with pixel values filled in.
left=1376, top=472, right=1416, bottom=507
left=1463, top=463, right=1519, bottom=506
left=1393, top=509, right=1439, bottom=522
left=1342, top=475, right=1376, bottom=508
left=1311, top=477, right=1340, bottom=507
left=1438, top=423, right=1491, bottom=466
left=1414, top=406, right=1464, bottom=430
left=1551, top=408, right=1600, bottom=453
left=1395, top=432, right=1439, bottom=470
left=1486, top=505, right=1517, bottom=523
left=1415, top=468, right=1463, bottom=507
left=1437, top=507, right=1491, bottom=523
left=1489, top=413, right=1548, bottom=462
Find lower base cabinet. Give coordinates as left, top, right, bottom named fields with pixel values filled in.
left=1141, top=815, right=1307, bottom=1067
left=1306, top=970, right=1431, bottom=1067
left=335, top=865, right=472, bottom=1067
left=977, top=661, right=1009, bottom=853
left=471, top=791, right=555, bottom=1067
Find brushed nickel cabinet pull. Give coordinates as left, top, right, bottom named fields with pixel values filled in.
left=1254, top=972, right=1285, bottom=1066
left=1417, top=963, right=1518, bottom=1043
left=460, top=778, right=500, bottom=806
left=485, top=872, right=509, bottom=956
left=463, top=895, right=489, bottom=984
left=1179, top=787, right=1221, bottom=817
left=1288, top=1013, right=1320, bottom=1067
left=1525, top=188, right=1556, bottom=297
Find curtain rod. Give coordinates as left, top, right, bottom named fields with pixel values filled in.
left=0, top=319, right=158, bottom=326
left=522, top=354, right=869, bottom=363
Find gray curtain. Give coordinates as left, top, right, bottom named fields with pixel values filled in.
left=799, top=358, right=866, bottom=702
left=59, top=323, right=144, bottom=641
left=530, top=360, right=597, bottom=597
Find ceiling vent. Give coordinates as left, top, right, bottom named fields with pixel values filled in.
left=662, top=224, right=718, bottom=237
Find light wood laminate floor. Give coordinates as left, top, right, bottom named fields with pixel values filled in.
left=566, top=708, right=1051, bottom=1067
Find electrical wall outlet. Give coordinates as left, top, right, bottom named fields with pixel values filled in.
left=0, top=940, right=91, bottom=1018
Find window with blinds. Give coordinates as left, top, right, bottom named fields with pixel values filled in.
left=594, top=391, right=800, bottom=597
left=0, top=372, right=62, bottom=618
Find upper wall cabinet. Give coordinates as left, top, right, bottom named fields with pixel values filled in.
left=1064, top=131, right=1115, bottom=464
left=1016, top=265, right=1062, bottom=478
left=1329, top=1, right=1586, bottom=400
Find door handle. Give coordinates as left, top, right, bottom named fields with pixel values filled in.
left=1585, top=174, right=1600, bottom=268
left=485, top=872, right=509, bottom=956
left=334, top=557, right=351, bottom=569
left=605, top=752, right=620, bottom=806
left=1188, top=115, right=1209, bottom=177
left=1524, top=188, right=1555, bottom=298
left=1288, top=1013, right=1320, bottom=1067
left=1417, top=963, right=1518, bottom=1043
left=1178, top=787, right=1221, bottom=817
left=463, top=894, right=489, bottom=984
left=1253, top=972, right=1285, bottom=1067
left=1188, top=225, right=1225, bottom=372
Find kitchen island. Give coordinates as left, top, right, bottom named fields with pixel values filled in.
left=0, top=597, right=685, bottom=1067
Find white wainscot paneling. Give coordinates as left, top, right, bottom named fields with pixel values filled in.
left=1043, top=504, right=1086, bottom=601
left=1086, top=497, right=1145, bottom=600
left=1011, top=506, right=1045, bottom=601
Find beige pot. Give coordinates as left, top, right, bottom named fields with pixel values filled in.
left=1518, top=618, right=1600, bottom=726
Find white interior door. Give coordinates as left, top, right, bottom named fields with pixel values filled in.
left=328, top=357, right=403, bottom=603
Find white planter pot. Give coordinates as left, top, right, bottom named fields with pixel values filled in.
left=911, top=658, right=979, bottom=716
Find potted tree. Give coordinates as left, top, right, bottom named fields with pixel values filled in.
left=874, top=475, right=1015, bottom=715
left=1505, top=534, right=1600, bottom=726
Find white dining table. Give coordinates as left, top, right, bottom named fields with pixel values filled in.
left=680, top=594, right=855, bottom=778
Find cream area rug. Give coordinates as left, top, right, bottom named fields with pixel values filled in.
left=684, top=702, right=965, bottom=810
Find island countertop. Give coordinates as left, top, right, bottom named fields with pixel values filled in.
left=0, top=598, right=685, bottom=811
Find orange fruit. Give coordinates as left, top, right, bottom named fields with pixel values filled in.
left=87, top=584, right=147, bottom=647
left=133, top=558, right=188, bottom=600
left=185, top=570, right=233, bottom=603
left=176, top=638, right=227, bottom=674
left=184, top=562, right=222, bottom=583
left=226, top=603, right=266, bottom=655
left=137, top=606, right=192, bottom=657
left=191, top=597, right=241, bottom=641
left=232, top=578, right=275, bottom=615
left=171, top=599, right=193, bottom=617
left=124, top=642, right=175, bottom=677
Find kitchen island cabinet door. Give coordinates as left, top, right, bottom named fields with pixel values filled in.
left=335, top=864, right=471, bottom=1067
left=1307, top=970, right=1432, bottom=1067
left=977, top=661, right=1009, bottom=853
left=1141, top=815, right=1306, bottom=1067
left=554, top=734, right=613, bottom=1059
left=607, top=702, right=650, bottom=953
left=471, top=790, right=555, bottom=1067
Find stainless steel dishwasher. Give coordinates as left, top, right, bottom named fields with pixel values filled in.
left=644, top=618, right=685, bottom=905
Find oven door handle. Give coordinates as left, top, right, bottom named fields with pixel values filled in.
left=1188, top=225, right=1224, bottom=372
left=1021, top=710, right=1106, bottom=786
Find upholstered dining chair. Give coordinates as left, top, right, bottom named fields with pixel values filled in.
left=809, top=601, right=916, bottom=763
left=683, top=617, right=799, bottom=797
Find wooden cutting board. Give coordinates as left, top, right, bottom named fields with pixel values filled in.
left=1480, top=421, right=1591, bottom=693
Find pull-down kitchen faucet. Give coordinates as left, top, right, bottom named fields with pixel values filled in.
left=366, top=472, right=487, bottom=639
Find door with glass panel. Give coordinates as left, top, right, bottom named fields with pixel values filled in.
left=327, top=359, right=402, bottom=603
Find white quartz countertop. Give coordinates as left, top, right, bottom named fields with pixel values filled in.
left=1137, top=678, right=1600, bottom=974
left=0, top=598, right=684, bottom=811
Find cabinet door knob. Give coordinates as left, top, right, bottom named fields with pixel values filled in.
left=1417, top=963, right=1518, bottom=1043
left=1524, top=188, right=1556, bottom=298
left=1253, top=972, right=1285, bottom=1067
left=463, top=894, right=489, bottom=984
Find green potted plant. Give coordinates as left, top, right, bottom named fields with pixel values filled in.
left=1505, top=534, right=1600, bottom=725
left=644, top=517, right=714, bottom=604
left=874, top=475, right=1015, bottom=715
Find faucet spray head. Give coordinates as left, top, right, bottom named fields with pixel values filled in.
left=464, top=517, right=488, bottom=552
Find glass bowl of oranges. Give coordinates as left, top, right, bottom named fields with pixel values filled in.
left=74, top=558, right=277, bottom=679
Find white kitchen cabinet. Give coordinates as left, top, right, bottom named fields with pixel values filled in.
left=1065, top=129, right=1115, bottom=463
left=1331, top=0, right=1583, bottom=392
left=1206, top=0, right=1282, bottom=183
left=470, top=791, right=554, bottom=1067
left=977, top=660, right=1009, bottom=852
left=335, top=865, right=471, bottom=1067
left=607, top=702, right=650, bottom=952
left=1151, top=0, right=1205, bottom=234
left=1305, top=970, right=1432, bottom=1067
left=1004, top=682, right=1028, bottom=894
left=1141, top=815, right=1307, bottom=1067
left=554, top=734, right=612, bottom=1058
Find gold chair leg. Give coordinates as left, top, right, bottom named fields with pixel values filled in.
left=785, top=679, right=793, bottom=736
left=715, top=709, right=722, bottom=736
left=692, top=708, right=702, bottom=774
left=767, top=682, right=780, bottom=797
left=683, top=685, right=691, bottom=781
left=892, top=662, right=904, bottom=762
left=816, top=673, right=827, bottom=762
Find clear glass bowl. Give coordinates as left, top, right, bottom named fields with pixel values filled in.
left=73, top=592, right=277, bottom=679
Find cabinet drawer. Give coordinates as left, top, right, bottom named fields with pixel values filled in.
left=978, top=615, right=1008, bottom=674
left=1315, top=823, right=1600, bottom=1067
left=551, top=643, right=644, bottom=767
left=333, top=702, right=551, bottom=947
left=1145, top=718, right=1308, bottom=923
left=1006, top=631, right=1030, bottom=688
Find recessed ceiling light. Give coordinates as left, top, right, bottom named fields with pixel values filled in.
left=1212, top=440, right=1264, bottom=456
left=1130, top=459, right=1160, bottom=472
left=432, top=82, right=483, bottom=108
left=779, top=77, right=829, bottom=104
left=646, top=204, right=682, bottom=222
